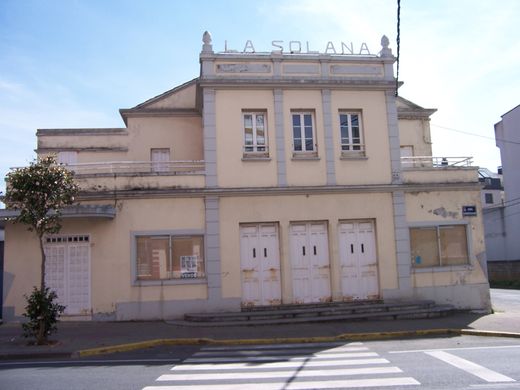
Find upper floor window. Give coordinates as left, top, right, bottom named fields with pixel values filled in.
left=243, top=112, right=268, bottom=156
left=485, top=193, right=494, bottom=204
left=151, top=148, right=170, bottom=172
left=292, top=112, right=316, bottom=154
left=339, top=112, right=364, bottom=156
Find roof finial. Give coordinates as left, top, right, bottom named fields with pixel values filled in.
left=379, top=35, right=392, bottom=57
left=202, top=31, right=213, bottom=53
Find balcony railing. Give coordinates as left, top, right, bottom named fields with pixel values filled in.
left=401, top=156, right=473, bottom=169
left=62, top=160, right=205, bottom=176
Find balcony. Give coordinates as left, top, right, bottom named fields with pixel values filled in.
left=67, top=160, right=206, bottom=191
left=400, top=157, right=478, bottom=184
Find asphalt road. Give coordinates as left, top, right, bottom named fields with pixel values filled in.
left=1, top=335, right=520, bottom=390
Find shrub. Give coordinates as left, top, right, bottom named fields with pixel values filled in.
left=22, top=287, right=65, bottom=344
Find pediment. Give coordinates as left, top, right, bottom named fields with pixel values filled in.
left=133, top=78, right=198, bottom=110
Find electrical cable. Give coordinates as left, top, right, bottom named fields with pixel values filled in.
left=431, top=123, right=520, bottom=146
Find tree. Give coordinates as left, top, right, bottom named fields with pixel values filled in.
left=3, top=155, right=78, bottom=344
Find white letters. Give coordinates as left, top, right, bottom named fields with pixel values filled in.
left=325, top=41, right=337, bottom=54
left=359, top=42, right=371, bottom=55
left=243, top=40, right=255, bottom=53
left=224, top=39, right=373, bottom=55
left=306, top=41, right=319, bottom=54
left=341, top=42, right=354, bottom=55
left=271, top=40, right=283, bottom=53
left=289, top=41, right=302, bottom=53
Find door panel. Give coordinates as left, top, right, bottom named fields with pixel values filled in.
left=44, top=236, right=91, bottom=315
left=339, top=221, right=379, bottom=300
left=290, top=223, right=331, bottom=304
left=240, top=224, right=281, bottom=306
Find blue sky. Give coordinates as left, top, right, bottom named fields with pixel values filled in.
left=1, top=0, right=519, bottom=200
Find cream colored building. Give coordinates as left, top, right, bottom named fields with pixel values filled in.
left=1, top=33, right=490, bottom=321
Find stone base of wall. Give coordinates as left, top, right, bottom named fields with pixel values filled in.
left=487, top=260, right=520, bottom=282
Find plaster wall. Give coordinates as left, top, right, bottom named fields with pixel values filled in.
left=405, top=190, right=489, bottom=309
left=331, top=90, right=391, bottom=185
left=219, top=192, right=397, bottom=303
left=398, top=119, right=432, bottom=157
left=2, top=197, right=207, bottom=320
left=283, top=90, right=327, bottom=186
left=144, top=82, right=197, bottom=109
left=215, top=90, right=278, bottom=187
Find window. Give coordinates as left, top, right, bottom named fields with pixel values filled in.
left=57, top=151, right=78, bottom=165
left=151, top=148, right=170, bottom=172
left=292, top=112, right=316, bottom=153
left=136, top=235, right=205, bottom=280
left=485, top=193, right=494, bottom=204
left=339, top=112, right=364, bottom=155
left=243, top=112, right=268, bottom=156
left=410, top=225, right=469, bottom=268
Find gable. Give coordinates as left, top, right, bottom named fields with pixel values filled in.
left=134, top=78, right=198, bottom=110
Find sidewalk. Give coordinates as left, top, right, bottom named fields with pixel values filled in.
left=1, top=303, right=519, bottom=360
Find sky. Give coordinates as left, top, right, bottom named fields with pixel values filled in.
left=1, top=0, right=519, bottom=202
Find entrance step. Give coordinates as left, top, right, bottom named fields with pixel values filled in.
left=172, top=300, right=454, bottom=327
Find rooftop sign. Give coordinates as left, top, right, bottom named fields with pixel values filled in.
left=222, top=40, right=373, bottom=55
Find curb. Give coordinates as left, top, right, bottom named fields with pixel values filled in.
left=77, top=328, right=458, bottom=357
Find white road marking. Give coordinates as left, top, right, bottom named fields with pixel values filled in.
left=390, top=344, right=520, bottom=354
left=193, top=346, right=369, bottom=356
left=158, top=366, right=403, bottom=381
left=425, top=350, right=516, bottom=383
left=171, top=357, right=391, bottom=371
left=186, top=351, right=378, bottom=363
left=144, top=377, right=420, bottom=390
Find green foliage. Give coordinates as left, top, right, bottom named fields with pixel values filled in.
left=3, top=155, right=79, bottom=236
left=22, top=287, right=65, bottom=344
left=489, top=280, right=520, bottom=290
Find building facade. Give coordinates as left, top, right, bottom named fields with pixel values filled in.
left=484, top=105, right=520, bottom=281
left=1, top=33, right=490, bottom=321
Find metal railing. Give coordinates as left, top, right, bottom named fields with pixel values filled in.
left=59, top=160, right=205, bottom=175
left=400, top=156, right=473, bottom=169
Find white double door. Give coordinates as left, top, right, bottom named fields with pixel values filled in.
left=339, top=221, right=379, bottom=300
left=44, top=236, right=91, bottom=315
left=240, top=224, right=281, bottom=306
left=290, top=223, right=331, bottom=303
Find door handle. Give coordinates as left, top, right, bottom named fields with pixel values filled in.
left=350, top=244, right=354, bottom=254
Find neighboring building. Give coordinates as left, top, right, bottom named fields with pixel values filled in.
left=1, top=33, right=490, bottom=321
left=484, top=105, right=520, bottom=281
left=479, top=168, right=503, bottom=209
left=0, top=221, right=4, bottom=321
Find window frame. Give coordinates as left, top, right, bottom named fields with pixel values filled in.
left=131, top=230, right=206, bottom=286
left=291, top=111, right=317, bottom=156
left=339, top=111, right=365, bottom=156
left=242, top=111, right=269, bottom=157
left=484, top=193, right=494, bottom=204
left=410, top=222, right=471, bottom=269
left=151, top=148, right=171, bottom=173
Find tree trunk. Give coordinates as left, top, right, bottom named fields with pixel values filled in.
left=38, top=234, right=46, bottom=293
left=37, top=234, right=47, bottom=345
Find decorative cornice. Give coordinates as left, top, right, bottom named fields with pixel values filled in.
left=119, top=108, right=201, bottom=126
left=36, top=147, right=128, bottom=153
left=77, top=182, right=481, bottom=201
left=37, top=128, right=128, bottom=136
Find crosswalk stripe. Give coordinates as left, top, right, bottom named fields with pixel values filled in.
left=172, top=358, right=391, bottom=371
left=201, top=341, right=364, bottom=351
left=185, top=351, right=378, bottom=363
left=193, top=346, right=369, bottom=357
left=425, top=351, right=516, bottom=383
left=157, top=366, right=403, bottom=381
left=143, top=377, right=420, bottom=390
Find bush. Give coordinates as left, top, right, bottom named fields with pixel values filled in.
left=22, top=287, right=65, bottom=344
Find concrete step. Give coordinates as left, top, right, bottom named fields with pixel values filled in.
left=183, top=300, right=439, bottom=323
left=242, top=299, right=384, bottom=312
left=171, top=304, right=455, bottom=327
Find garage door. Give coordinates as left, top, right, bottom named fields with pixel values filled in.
left=290, top=222, right=331, bottom=304
left=45, top=235, right=91, bottom=315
